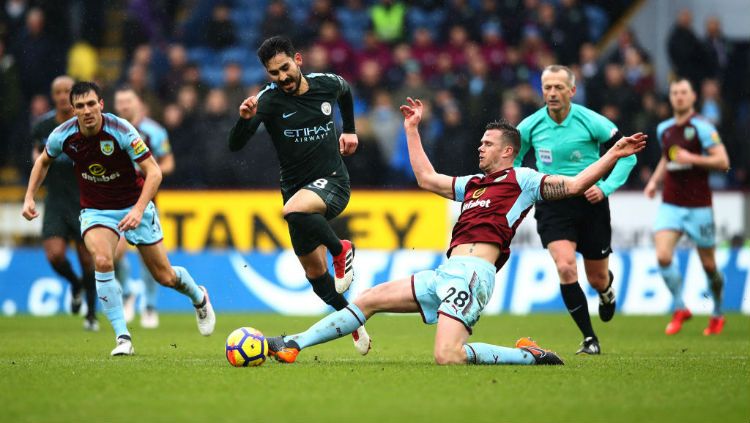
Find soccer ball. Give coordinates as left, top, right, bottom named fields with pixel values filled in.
left=225, top=327, right=268, bottom=367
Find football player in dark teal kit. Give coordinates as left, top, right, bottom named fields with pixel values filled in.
left=228, top=36, right=370, bottom=354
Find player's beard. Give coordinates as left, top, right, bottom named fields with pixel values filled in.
left=281, top=73, right=302, bottom=94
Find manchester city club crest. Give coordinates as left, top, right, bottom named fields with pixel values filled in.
left=321, top=101, right=332, bottom=116
left=100, top=140, right=115, bottom=156
left=684, top=127, right=695, bottom=141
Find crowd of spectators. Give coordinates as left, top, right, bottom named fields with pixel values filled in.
left=1, top=0, right=747, bottom=189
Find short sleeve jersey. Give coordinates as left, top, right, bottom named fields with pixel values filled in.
left=656, top=114, right=720, bottom=207
left=254, top=73, right=350, bottom=195
left=515, top=104, right=628, bottom=196
left=136, top=117, right=171, bottom=159
left=450, top=167, right=548, bottom=270
left=45, top=113, right=152, bottom=209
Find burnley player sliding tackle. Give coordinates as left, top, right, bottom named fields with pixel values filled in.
left=22, top=82, right=215, bottom=356
left=266, top=98, right=646, bottom=365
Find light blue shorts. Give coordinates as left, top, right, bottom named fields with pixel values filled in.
left=411, top=256, right=496, bottom=333
left=80, top=201, right=163, bottom=246
left=653, top=203, right=715, bottom=248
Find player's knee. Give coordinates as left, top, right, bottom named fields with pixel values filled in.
left=434, top=345, right=466, bottom=365
left=45, top=250, right=67, bottom=267
left=587, top=270, right=609, bottom=287
left=702, top=262, right=717, bottom=274
left=283, top=207, right=308, bottom=220
left=93, top=254, right=114, bottom=272
left=656, top=253, right=673, bottom=268
left=556, top=261, right=578, bottom=281
left=302, top=262, right=327, bottom=279
left=353, top=289, right=376, bottom=313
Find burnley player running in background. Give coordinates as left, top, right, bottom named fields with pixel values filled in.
left=31, top=75, right=98, bottom=330
left=22, top=82, right=215, bottom=356
left=644, top=78, right=730, bottom=336
left=264, top=98, right=646, bottom=366
left=227, top=35, right=369, bottom=354
left=114, top=85, right=175, bottom=329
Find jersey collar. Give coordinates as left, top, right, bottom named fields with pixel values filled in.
left=484, top=167, right=512, bottom=180
left=544, top=104, right=575, bottom=127
left=674, top=111, right=696, bottom=127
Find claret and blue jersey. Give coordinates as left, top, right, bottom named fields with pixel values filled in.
left=449, top=167, right=547, bottom=270
left=656, top=113, right=720, bottom=207
left=136, top=117, right=171, bottom=159
left=45, top=113, right=152, bottom=210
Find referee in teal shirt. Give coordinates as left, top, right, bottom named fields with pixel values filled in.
left=514, top=65, right=637, bottom=355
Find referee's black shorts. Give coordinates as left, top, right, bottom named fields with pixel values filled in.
left=41, top=195, right=82, bottom=241
left=534, top=196, right=612, bottom=260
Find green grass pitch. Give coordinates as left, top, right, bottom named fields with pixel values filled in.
left=1, top=313, right=748, bottom=422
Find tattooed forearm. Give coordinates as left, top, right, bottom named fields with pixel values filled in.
left=543, top=179, right=569, bottom=200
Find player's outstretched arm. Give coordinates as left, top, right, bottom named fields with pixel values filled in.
left=22, top=149, right=54, bottom=220
left=228, top=96, right=263, bottom=152
left=399, top=97, right=454, bottom=199
left=542, top=133, right=647, bottom=201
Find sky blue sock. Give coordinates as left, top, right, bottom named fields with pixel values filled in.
left=659, top=262, right=685, bottom=310
left=707, top=270, right=724, bottom=316
left=142, top=269, right=159, bottom=309
left=285, top=304, right=366, bottom=350
left=95, top=271, right=129, bottom=338
left=115, top=257, right=132, bottom=297
left=172, top=266, right=204, bottom=305
left=464, top=343, right=535, bottom=365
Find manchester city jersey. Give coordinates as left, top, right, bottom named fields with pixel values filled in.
left=231, top=73, right=352, bottom=195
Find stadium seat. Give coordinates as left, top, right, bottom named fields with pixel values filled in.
left=187, top=47, right=218, bottom=67
left=242, top=63, right=267, bottom=86
left=220, top=47, right=251, bottom=66
left=201, top=65, right=226, bottom=87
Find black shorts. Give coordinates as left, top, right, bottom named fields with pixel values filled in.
left=282, top=171, right=351, bottom=221
left=41, top=195, right=82, bottom=241
left=534, top=196, right=612, bottom=260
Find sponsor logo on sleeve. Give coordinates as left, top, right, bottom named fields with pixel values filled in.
left=711, top=131, right=721, bottom=144
left=131, top=138, right=147, bottom=155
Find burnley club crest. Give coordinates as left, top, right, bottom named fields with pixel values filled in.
left=100, top=140, right=114, bottom=156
